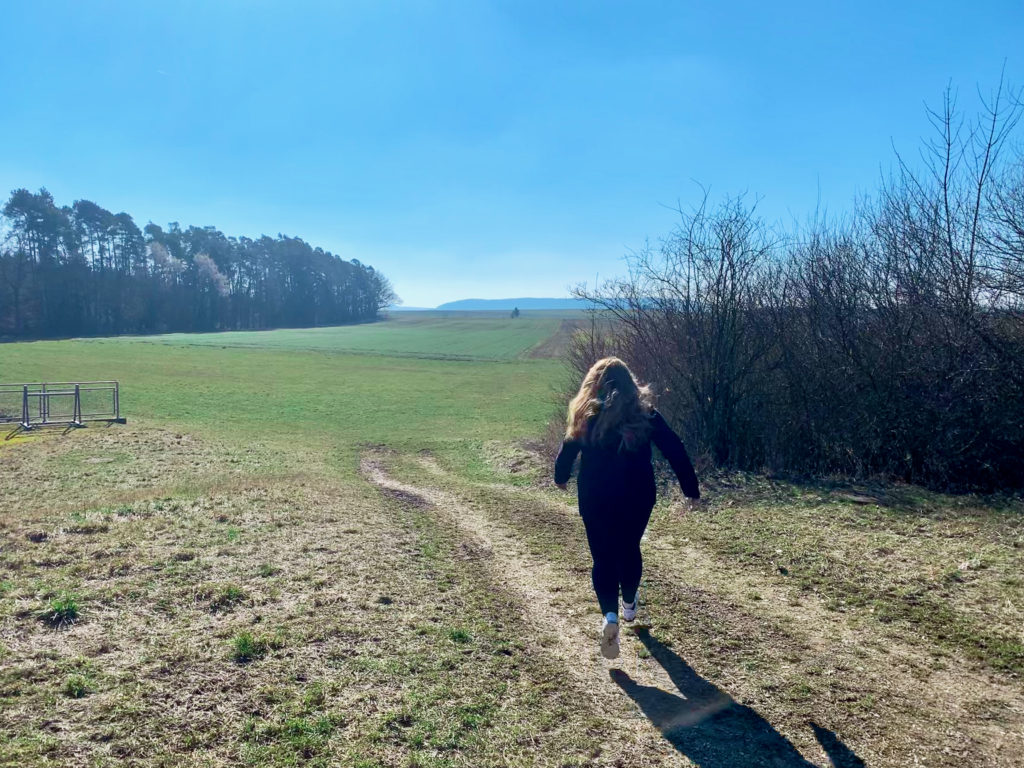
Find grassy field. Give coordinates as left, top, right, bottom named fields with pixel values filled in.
left=1, top=313, right=1022, bottom=767
left=110, top=311, right=582, bottom=362
left=0, top=319, right=567, bottom=469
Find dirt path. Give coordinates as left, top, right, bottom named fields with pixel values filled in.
left=364, top=450, right=1024, bottom=768
left=362, top=453, right=704, bottom=767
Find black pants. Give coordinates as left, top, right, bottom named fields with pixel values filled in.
left=580, top=499, right=654, bottom=616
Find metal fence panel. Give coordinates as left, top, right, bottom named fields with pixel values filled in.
left=1, top=382, right=124, bottom=434
left=0, top=386, right=25, bottom=424
left=80, top=386, right=116, bottom=419
left=37, top=390, right=77, bottom=423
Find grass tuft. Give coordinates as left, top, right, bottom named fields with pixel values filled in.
left=303, top=682, right=327, bottom=710
left=39, top=593, right=80, bottom=628
left=62, top=674, right=90, bottom=698
left=232, top=631, right=270, bottom=663
left=447, top=628, right=472, bottom=644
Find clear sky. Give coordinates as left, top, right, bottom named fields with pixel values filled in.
left=2, top=1, right=1021, bottom=307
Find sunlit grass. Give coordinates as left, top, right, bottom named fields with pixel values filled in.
left=0, top=326, right=566, bottom=476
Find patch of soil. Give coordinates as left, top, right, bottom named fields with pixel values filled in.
left=456, top=538, right=493, bottom=561
left=527, top=318, right=587, bottom=358
left=378, top=486, right=433, bottom=510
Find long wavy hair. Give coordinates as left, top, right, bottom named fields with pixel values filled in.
left=565, top=357, right=653, bottom=450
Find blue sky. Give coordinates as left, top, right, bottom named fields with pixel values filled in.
left=2, top=1, right=1021, bottom=307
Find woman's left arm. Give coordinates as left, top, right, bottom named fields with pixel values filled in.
left=650, top=412, right=700, bottom=499
left=553, top=440, right=581, bottom=488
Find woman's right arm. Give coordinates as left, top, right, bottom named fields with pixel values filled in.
left=650, top=411, right=700, bottom=499
left=553, top=440, right=581, bottom=487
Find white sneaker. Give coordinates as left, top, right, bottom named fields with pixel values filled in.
left=600, top=613, right=620, bottom=659
left=621, top=591, right=638, bottom=622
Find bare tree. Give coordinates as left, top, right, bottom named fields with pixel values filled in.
left=574, top=194, right=781, bottom=466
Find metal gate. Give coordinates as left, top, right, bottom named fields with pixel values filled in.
left=1, top=382, right=126, bottom=438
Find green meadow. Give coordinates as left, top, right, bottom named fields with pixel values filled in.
left=1, top=313, right=1022, bottom=768
left=0, top=313, right=570, bottom=467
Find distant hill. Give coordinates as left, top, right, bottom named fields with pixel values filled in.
left=387, top=305, right=433, bottom=312
left=436, top=297, right=592, bottom=311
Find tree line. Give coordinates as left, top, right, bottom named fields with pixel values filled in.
left=570, top=83, right=1024, bottom=491
left=0, top=190, right=396, bottom=339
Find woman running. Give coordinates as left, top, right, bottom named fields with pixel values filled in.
left=554, top=357, right=700, bottom=659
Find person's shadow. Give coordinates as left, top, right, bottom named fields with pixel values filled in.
left=610, top=628, right=865, bottom=767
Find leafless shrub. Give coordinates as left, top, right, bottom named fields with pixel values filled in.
left=575, top=195, right=782, bottom=468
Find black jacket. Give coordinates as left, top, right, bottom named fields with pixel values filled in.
left=554, top=410, right=700, bottom=508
